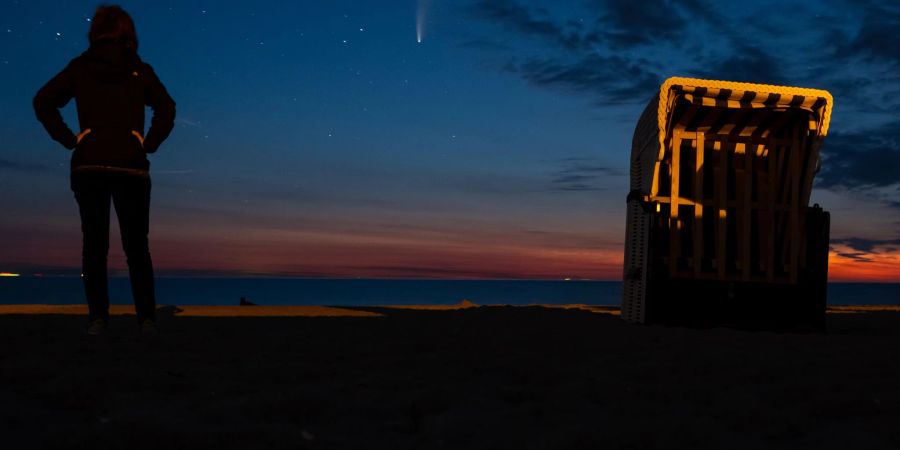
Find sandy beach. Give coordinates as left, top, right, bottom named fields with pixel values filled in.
left=1, top=303, right=898, bottom=449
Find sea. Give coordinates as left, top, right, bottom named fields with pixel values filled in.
left=0, top=278, right=898, bottom=307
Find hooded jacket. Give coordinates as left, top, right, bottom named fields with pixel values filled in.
left=33, top=40, right=176, bottom=175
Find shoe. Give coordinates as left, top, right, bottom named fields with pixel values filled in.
left=86, top=318, right=108, bottom=336
left=140, top=318, right=158, bottom=335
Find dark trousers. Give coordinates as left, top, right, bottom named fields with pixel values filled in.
left=72, top=172, right=156, bottom=322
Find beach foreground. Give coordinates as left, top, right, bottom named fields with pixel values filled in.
left=1, top=304, right=898, bottom=449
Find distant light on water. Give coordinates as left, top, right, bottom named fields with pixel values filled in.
left=0, top=272, right=20, bottom=277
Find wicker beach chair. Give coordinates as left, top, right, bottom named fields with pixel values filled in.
left=622, top=77, right=833, bottom=328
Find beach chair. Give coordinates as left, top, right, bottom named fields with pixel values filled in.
left=622, top=77, right=833, bottom=328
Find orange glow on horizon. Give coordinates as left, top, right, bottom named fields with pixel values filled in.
left=828, top=248, right=900, bottom=282
left=3, top=222, right=899, bottom=281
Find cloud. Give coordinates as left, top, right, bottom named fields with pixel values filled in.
left=0, top=158, right=48, bottom=172
left=831, top=237, right=900, bottom=254
left=815, top=3, right=900, bottom=114
left=548, top=157, right=623, bottom=192
left=469, top=0, right=712, bottom=51
left=468, top=0, right=598, bottom=51
left=467, top=0, right=878, bottom=110
left=830, top=237, right=900, bottom=264
left=506, top=55, right=660, bottom=104
left=693, top=44, right=786, bottom=85
left=465, top=0, right=734, bottom=105
left=835, top=251, right=873, bottom=262
left=844, top=3, right=900, bottom=66
left=588, top=0, right=711, bottom=49
left=817, top=121, right=900, bottom=190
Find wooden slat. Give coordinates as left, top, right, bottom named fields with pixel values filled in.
left=774, top=131, right=791, bottom=274
left=734, top=145, right=745, bottom=274
left=650, top=161, right=662, bottom=197
left=776, top=137, right=790, bottom=205
left=672, top=104, right=700, bottom=135
left=649, top=196, right=799, bottom=212
left=717, top=108, right=750, bottom=136
left=758, top=110, right=793, bottom=138
left=767, top=138, right=776, bottom=281
left=670, top=132, right=682, bottom=276
left=697, top=135, right=791, bottom=151
left=694, top=131, right=705, bottom=276
left=717, top=138, right=728, bottom=279
left=739, top=111, right=767, bottom=137
left=693, top=107, right=724, bottom=133
left=800, top=134, right=818, bottom=208
left=789, top=126, right=801, bottom=283
left=797, top=130, right=810, bottom=271
left=742, top=141, right=753, bottom=281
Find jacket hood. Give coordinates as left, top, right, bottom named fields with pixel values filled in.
left=83, top=40, right=141, bottom=83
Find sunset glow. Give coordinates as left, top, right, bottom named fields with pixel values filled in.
left=828, top=249, right=900, bottom=282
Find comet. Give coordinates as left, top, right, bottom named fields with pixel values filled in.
left=416, top=0, right=430, bottom=43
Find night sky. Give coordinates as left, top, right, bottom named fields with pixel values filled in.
left=1, top=0, right=898, bottom=280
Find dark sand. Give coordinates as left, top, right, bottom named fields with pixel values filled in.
left=1, top=304, right=899, bottom=449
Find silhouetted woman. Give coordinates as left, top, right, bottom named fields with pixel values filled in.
left=34, top=6, right=175, bottom=335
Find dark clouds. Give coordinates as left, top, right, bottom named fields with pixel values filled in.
left=817, top=121, right=900, bottom=190
left=469, top=0, right=599, bottom=51
left=469, top=0, right=712, bottom=52
left=820, top=3, right=900, bottom=114
left=467, top=0, right=664, bottom=104
left=844, top=3, right=900, bottom=66
left=549, top=157, right=622, bottom=192
left=832, top=237, right=900, bottom=253
left=588, top=0, right=709, bottom=49
left=506, top=55, right=660, bottom=103
left=811, top=3, right=900, bottom=211
left=466, top=0, right=784, bottom=104
left=694, top=44, right=787, bottom=86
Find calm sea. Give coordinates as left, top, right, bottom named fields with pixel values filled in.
left=0, top=278, right=897, bottom=306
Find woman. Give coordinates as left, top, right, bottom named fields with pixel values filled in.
left=33, top=6, right=176, bottom=335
